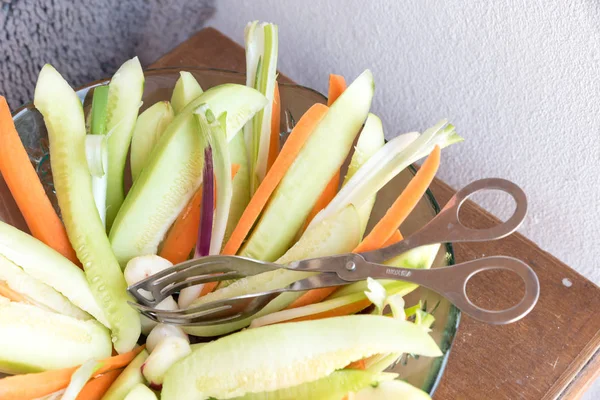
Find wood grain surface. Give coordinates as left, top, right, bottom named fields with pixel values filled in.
left=150, top=27, right=600, bottom=400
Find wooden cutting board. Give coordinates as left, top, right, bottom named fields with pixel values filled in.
left=150, top=27, right=600, bottom=400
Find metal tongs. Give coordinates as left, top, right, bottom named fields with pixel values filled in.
left=128, top=178, right=540, bottom=326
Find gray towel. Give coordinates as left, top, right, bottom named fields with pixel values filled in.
left=0, top=0, right=215, bottom=110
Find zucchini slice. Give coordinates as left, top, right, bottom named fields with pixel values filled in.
left=34, top=64, right=141, bottom=353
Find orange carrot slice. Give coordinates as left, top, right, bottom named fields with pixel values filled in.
left=345, top=359, right=367, bottom=370
left=159, top=165, right=240, bottom=264
left=220, top=103, right=328, bottom=257
left=303, top=75, right=347, bottom=228
left=75, top=369, right=123, bottom=400
left=0, top=96, right=79, bottom=265
left=383, top=229, right=403, bottom=247
left=354, top=145, right=440, bottom=253
left=267, top=82, right=281, bottom=172
left=0, top=346, right=144, bottom=400
left=286, top=146, right=440, bottom=309
left=327, top=74, right=347, bottom=106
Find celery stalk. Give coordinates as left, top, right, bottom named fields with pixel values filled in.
left=244, top=21, right=278, bottom=193
left=195, top=108, right=232, bottom=255
left=90, top=86, right=109, bottom=136
left=308, top=121, right=463, bottom=229
left=342, top=113, right=385, bottom=235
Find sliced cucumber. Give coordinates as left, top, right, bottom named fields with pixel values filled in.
left=0, top=220, right=107, bottom=326
left=162, top=315, right=441, bottom=399
left=0, top=254, right=90, bottom=320
left=353, top=379, right=432, bottom=400
left=184, top=204, right=361, bottom=337
left=223, top=130, right=251, bottom=246
left=240, top=70, right=374, bottom=262
left=101, top=350, right=149, bottom=400
left=90, top=85, right=109, bottom=135
left=230, top=370, right=396, bottom=400
left=109, top=84, right=266, bottom=267
left=111, top=114, right=204, bottom=267
left=103, top=57, right=145, bottom=230
left=0, top=296, right=112, bottom=374
left=170, top=71, right=203, bottom=114
left=342, top=113, right=385, bottom=234
left=34, top=64, right=140, bottom=353
left=130, top=101, right=174, bottom=182
left=123, top=384, right=157, bottom=400
left=178, top=84, right=268, bottom=141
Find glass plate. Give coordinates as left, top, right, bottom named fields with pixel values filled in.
left=5, top=67, right=460, bottom=394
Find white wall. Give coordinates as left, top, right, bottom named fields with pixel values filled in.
left=211, top=1, right=599, bottom=395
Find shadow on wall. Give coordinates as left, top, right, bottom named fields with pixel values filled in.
left=0, top=0, right=215, bottom=109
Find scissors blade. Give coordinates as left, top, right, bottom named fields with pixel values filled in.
left=288, top=272, right=350, bottom=291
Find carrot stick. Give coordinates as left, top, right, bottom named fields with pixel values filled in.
left=0, top=96, right=79, bottom=265
left=383, top=229, right=403, bottom=247
left=267, top=82, right=281, bottom=172
left=220, top=104, right=328, bottom=257
left=76, top=369, right=123, bottom=400
left=0, top=346, right=144, bottom=400
left=302, top=75, right=347, bottom=229
left=327, top=74, right=347, bottom=106
left=159, top=165, right=240, bottom=264
left=345, top=359, right=367, bottom=370
left=285, top=147, right=441, bottom=310
left=354, top=145, right=440, bottom=253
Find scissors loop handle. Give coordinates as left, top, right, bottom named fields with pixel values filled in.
left=361, top=178, right=528, bottom=263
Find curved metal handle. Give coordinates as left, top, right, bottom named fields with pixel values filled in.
left=425, top=256, right=539, bottom=324
left=362, top=178, right=528, bottom=263
left=337, top=254, right=540, bottom=325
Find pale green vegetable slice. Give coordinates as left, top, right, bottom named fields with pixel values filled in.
left=62, top=359, right=101, bottom=400
left=109, top=84, right=266, bottom=267
left=0, top=296, right=112, bottom=374
left=342, top=113, right=385, bottom=235
left=223, top=130, right=251, bottom=246
left=101, top=350, right=149, bottom=400
left=364, top=352, right=402, bottom=373
left=85, top=134, right=109, bottom=227
left=90, top=85, right=109, bottom=136
left=123, top=384, right=157, bottom=400
left=0, top=220, right=108, bottom=327
left=195, top=107, right=232, bottom=255
left=103, top=57, right=145, bottom=230
left=0, top=254, right=90, bottom=320
left=34, top=64, right=140, bottom=353
left=240, top=70, right=374, bottom=262
left=249, top=277, right=417, bottom=329
left=244, top=21, right=279, bottom=192
left=184, top=204, right=361, bottom=337
left=162, top=315, right=441, bottom=400
left=130, top=101, right=174, bottom=182
left=171, top=71, right=204, bottom=114
left=352, top=379, right=432, bottom=400
left=230, top=371, right=397, bottom=400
